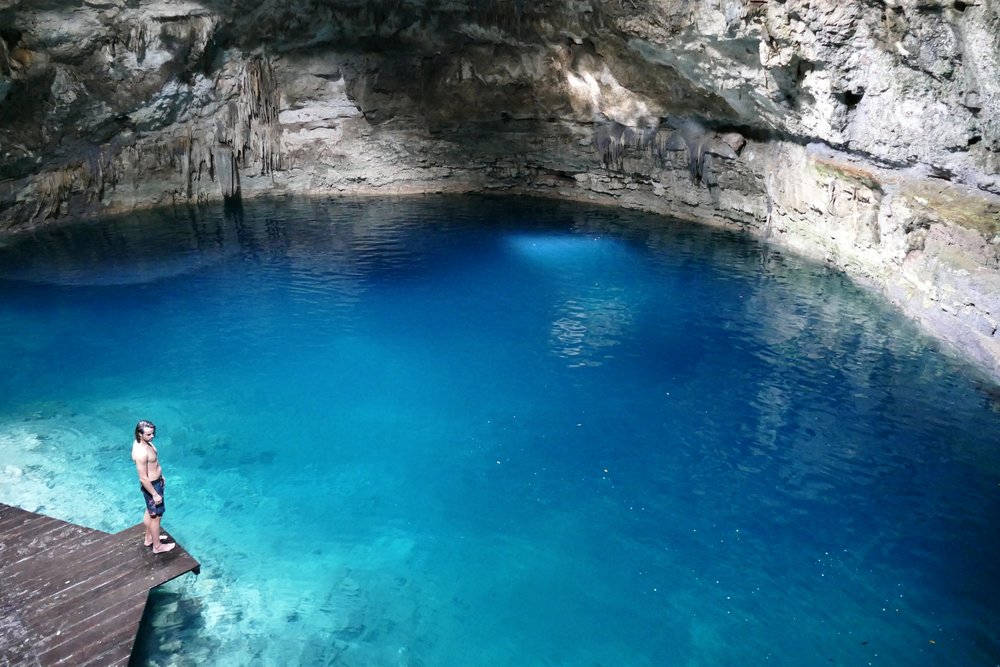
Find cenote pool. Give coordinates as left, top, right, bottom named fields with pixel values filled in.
left=0, top=195, right=997, bottom=666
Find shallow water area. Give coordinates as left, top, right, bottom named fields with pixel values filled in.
left=1, top=195, right=998, bottom=666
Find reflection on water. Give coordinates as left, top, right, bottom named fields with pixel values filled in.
left=549, top=292, right=633, bottom=367
left=0, top=199, right=423, bottom=295
left=508, top=232, right=638, bottom=367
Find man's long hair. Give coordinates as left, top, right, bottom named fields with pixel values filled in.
left=135, top=420, right=156, bottom=441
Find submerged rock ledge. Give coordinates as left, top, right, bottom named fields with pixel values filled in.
left=1, top=0, right=998, bottom=378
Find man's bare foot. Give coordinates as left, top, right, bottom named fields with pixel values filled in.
left=143, top=534, right=171, bottom=547
left=152, top=541, right=176, bottom=554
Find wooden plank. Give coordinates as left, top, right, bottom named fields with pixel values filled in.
left=38, top=593, right=148, bottom=666
left=23, top=544, right=186, bottom=634
left=0, top=506, right=104, bottom=569
left=16, top=530, right=196, bottom=623
left=0, top=507, right=69, bottom=534
left=0, top=503, right=200, bottom=667
left=0, top=504, right=49, bottom=531
left=5, top=524, right=191, bottom=586
left=5, top=522, right=102, bottom=568
left=3, top=517, right=83, bottom=557
left=83, top=614, right=146, bottom=667
left=4, top=530, right=133, bottom=600
left=0, top=505, right=30, bottom=530
left=0, top=593, right=40, bottom=667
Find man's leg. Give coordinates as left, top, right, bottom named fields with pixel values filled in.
left=150, top=513, right=175, bottom=553
left=143, top=511, right=169, bottom=547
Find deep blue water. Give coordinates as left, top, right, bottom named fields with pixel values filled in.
left=0, top=195, right=997, bottom=666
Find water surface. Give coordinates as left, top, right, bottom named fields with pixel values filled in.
left=0, top=195, right=997, bottom=666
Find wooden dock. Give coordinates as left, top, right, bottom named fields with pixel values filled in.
left=0, top=502, right=200, bottom=666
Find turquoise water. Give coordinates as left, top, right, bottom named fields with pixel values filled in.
left=0, top=195, right=998, bottom=666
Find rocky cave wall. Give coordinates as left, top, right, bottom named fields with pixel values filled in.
left=1, top=0, right=998, bottom=378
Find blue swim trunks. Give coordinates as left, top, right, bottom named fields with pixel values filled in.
left=141, top=477, right=165, bottom=517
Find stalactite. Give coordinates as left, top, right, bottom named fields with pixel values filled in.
left=34, top=167, right=80, bottom=220
left=0, top=33, right=11, bottom=77
left=108, top=18, right=149, bottom=63
left=366, top=0, right=405, bottom=35
left=193, top=132, right=214, bottom=187
left=218, top=54, right=281, bottom=178
left=594, top=118, right=744, bottom=188
left=468, top=0, right=530, bottom=37
left=183, top=131, right=193, bottom=199
left=214, top=145, right=239, bottom=199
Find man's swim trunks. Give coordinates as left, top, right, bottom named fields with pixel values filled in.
left=141, top=476, right=165, bottom=517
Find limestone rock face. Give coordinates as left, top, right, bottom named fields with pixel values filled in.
left=1, top=0, right=998, bottom=377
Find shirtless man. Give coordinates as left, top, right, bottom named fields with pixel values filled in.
left=131, top=420, right=176, bottom=553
